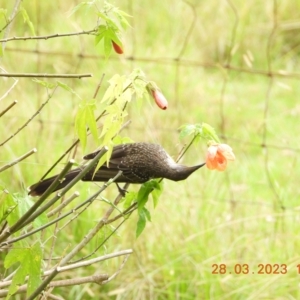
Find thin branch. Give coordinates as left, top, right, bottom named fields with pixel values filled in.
left=21, top=148, right=108, bottom=229
left=1, top=0, right=22, bottom=51
left=26, top=179, right=127, bottom=300
left=0, top=170, right=121, bottom=247
left=102, top=254, right=131, bottom=284
left=0, top=148, right=37, bottom=173
left=0, top=73, right=92, bottom=78
left=0, top=100, right=17, bottom=117
left=0, top=160, right=75, bottom=243
left=0, top=250, right=133, bottom=296
left=72, top=216, right=129, bottom=263
left=0, top=77, right=18, bottom=102
left=39, top=75, right=106, bottom=181
left=47, top=192, right=80, bottom=217
left=0, top=28, right=97, bottom=43
left=0, top=86, right=58, bottom=147
left=0, top=274, right=109, bottom=297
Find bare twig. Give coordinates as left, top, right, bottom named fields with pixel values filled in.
left=47, top=192, right=80, bottom=217
left=26, top=180, right=128, bottom=300
left=0, top=86, right=58, bottom=147
left=39, top=75, right=106, bottom=181
left=0, top=160, right=75, bottom=243
left=1, top=0, right=22, bottom=51
left=0, top=28, right=97, bottom=43
left=0, top=274, right=109, bottom=297
left=0, top=100, right=17, bottom=117
left=0, top=170, right=122, bottom=247
left=0, top=148, right=37, bottom=173
left=0, top=73, right=92, bottom=78
left=102, top=254, right=131, bottom=284
left=21, top=148, right=108, bottom=229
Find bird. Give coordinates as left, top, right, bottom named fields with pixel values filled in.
left=28, top=143, right=205, bottom=196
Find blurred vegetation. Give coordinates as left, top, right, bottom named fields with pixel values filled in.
left=1, top=0, right=300, bottom=299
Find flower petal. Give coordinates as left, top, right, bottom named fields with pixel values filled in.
left=218, top=144, right=235, bottom=161
left=215, top=153, right=227, bottom=171
left=207, top=145, right=218, bottom=159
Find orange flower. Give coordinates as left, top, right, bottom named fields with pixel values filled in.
left=206, top=143, right=235, bottom=171
left=151, top=90, right=168, bottom=110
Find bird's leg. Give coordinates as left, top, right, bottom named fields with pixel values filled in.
left=115, top=183, right=128, bottom=197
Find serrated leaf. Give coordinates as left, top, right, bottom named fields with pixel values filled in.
left=93, top=142, right=113, bottom=175
left=101, top=74, right=123, bottom=103
left=136, top=208, right=147, bottom=238
left=75, top=99, right=99, bottom=150
left=5, top=243, right=42, bottom=299
left=179, top=124, right=197, bottom=138
left=117, top=14, right=131, bottom=30
left=32, top=79, right=56, bottom=89
left=136, top=180, right=163, bottom=213
left=13, top=194, right=47, bottom=229
left=20, top=7, right=36, bottom=36
left=113, top=135, right=134, bottom=145
left=95, top=25, right=107, bottom=45
left=85, top=100, right=98, bottom=142
left=104, top=35, right=112, bottom=58
left=97, top=11, right=111, bottom=23
left=57, top=81, right=81, bottom=99
left=68, top=2, right=93, bottom=16
left=151, top=181, right=163, bottom=208
left=0, top=192, right=18, bottom=226
left=143, top=206, right=151, bottom=222
left=122, top=191, right=137, bottom=209
left=75, top=108, right=88, bottom=150
left=202, top=122, right=220, bottom=143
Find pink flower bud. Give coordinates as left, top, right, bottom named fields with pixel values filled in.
left=151, top=90, right=168, bottom=110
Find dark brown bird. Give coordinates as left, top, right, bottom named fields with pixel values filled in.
left=28, top=143, right=205, bottom=196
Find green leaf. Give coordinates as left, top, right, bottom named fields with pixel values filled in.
left=179, top=124, right=198, bottom=138
left=202, top=122, right=220, bottom=143
left=20, top=7, right=36, bottom=36
left=68, top=1, right=93, bottom=16
left=85, top=100, right=98, bottom=142
left=123, top=191, right=137, bottom=209
left=5, top=243, right=42, bottom=299
left=75, top=108, right=88, bottom=150
left=143, top=206, right=151, bottom=222
left=75, top=99, right=99, bottom=150
left=13, top=194, right=48, bottom=229
left=104, top=35, right=112, bottom=58
left=137, top=180, right=161, bottom=213
left=32, top=79, right=56, bottom=89
left=116, top=12, right=131, bottom=30
left=57, top=81, right=81, bottom=99
left=95, top=25, right=107, bottom=45
left=151, top=181, right=163, bottom=208
left=136, top=208, right=147, bottom=238
left=0, top=188, right=18, bottom=225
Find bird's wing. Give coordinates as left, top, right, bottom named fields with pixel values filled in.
left=83, top=144, right=126, bottom=160
left=82, top=144, right=147, bottom=183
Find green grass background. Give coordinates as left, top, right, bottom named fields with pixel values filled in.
left=1, top=0, right=300, bottom=299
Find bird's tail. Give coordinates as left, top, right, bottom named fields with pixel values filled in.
left=28, top=169, right=81, bottom=197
